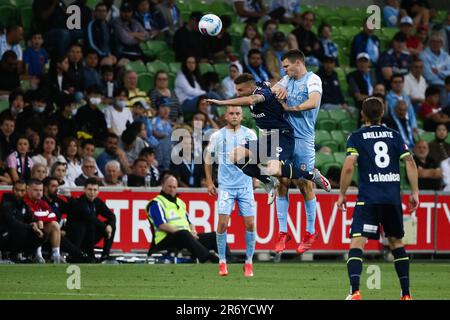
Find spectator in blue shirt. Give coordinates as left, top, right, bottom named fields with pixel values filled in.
left=23, top=32, right=48, bottom=77
left=319, top=23, right=339, bottom=63
left=378, top=32, right=412, bottom=86
left=134, top=0, right=168, bottom=40
left=420, top=31, right=450, bottom=106
left=350, top=18, right=381, bottom=67
left=384, top=0, right=402, bottom=27
left=153, top=97, right=173, bottom=170
left=131, top=100, right=159, bottom=148
left=386, top=73, right=418, bottom=148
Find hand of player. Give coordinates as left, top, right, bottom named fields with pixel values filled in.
left=280, top=101, right=290, bottom=111
left=206, top=99, right=223, bottom=106
left=37, top=220, right=44, bottom=230
left=273, top=86, right=288, bottom=100
left=105, top=225, right=113, bottom=239
left=408, top=192, right=419, bottom=213
left=207, top=182, right=217, bottom=196
left=31, top=223, right=44, bottom=238
left=336, top=195, right=347, bottom=212
left=191, top=230, right=199, bottom=239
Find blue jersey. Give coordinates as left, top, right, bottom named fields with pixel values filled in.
left=346, top=125, right=411, bottom=204
left=208, top=126, right=256, bottom=189
left=251, top=81, right=292, bottom=132
left=278, top=72, right=323, bottom=142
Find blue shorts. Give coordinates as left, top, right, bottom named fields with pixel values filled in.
left=292, top=138, right=315, bottom=171
left=350, top=203, right=404, bottom=240
left=245, top=129, right=294, bottom=163
left=217, top=187, right=256, bottom=216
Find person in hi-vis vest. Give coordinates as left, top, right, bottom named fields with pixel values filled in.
left=147, top=174, right=228, bottom=262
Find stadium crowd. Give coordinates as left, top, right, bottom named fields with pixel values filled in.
left=0, top=0, right=450, bottom=262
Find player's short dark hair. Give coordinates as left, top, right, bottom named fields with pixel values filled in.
left=139, top=147, right=155, bottom=157
left=8, top=90, right=24, bottom=104
left=301, top=11, right=315, bottom=20
left=84, top=178, right=100, bottom=188
left=247, top=48, right=262, bottom=59
left=13, top=179, right=26, bottom=187
left=27, top=179, right=43, bottom=187
left=362, top=97, right=384, bottom=124
left=234, top=73, right=255, bottom=85
left=1, top=114, right=15, bottom=125
left=43, top=177, right=60, bottom=187
left=425, top=86, right=441, bottom=98
left=81, top=138, right=96, bottom=149
left=282, top=49, right=305, bottom=64
left=390, top=74, right=404, bottom=83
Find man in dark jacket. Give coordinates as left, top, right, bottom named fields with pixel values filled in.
left=291, top=11, right=324, bottom=67
left=0, top=180, right=44, bottom=261
left=316, top=55, right=347, bottom=109
left=65, top=178, right=116, bottom=261
left=350, top=18, right=381, bottom=67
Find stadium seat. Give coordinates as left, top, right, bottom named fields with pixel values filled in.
left=320, top=140, right=340, bottom=152
left=317, top=119, right=337, bottom=131
left=419, top=131, right=435, bottom=143
left=190, top=0, right=210, bottom=12
left=94, top=147, right=105, bottom=159
left=338, top=26, right=361, bottom=40
left=213, top=63, right=229, bottom=79
left=176, top=0, right=191, bottom=12
left=229, top=23, right=245, bottom=36
left=338, top=46, right=350, bottom=66
left=315, top=130, right=332, bottom=144
left=324, top=15, right=343, bottom=27
left=158, top=49, right=176, bottom=63
left=328, top=109, right=350, bottom=123
left=199, top=63, right=214, bottom=74
left=315, top=152, right=335, bottom=170
left=416, top=118, right=424, bottom=129
left=86, top=0, right=97, bottom=9
left=400, top=162, right=410, bottom=190
left=137, top=73, right=154, bottom=93
left=19, top=6, right=33, bottom=37
left=210, top=1, right=234, bottom=15
left=126, top=60, right=147, bottom=74
left=169, top=62, right=181, bottom=74
left=330, top=130, right=348, bottom=151
left=0, top=5, right=18, bottom=26
left=335, top=67, right=346, bottom=84
left=333, top=151, right=346, bottom=165
left=321, top=162, right=342, bottom=176
left=11, top=0, right=33, bottom=7
left=144, top=40, right=169, bottom=57
left=345, top=16, right=363, bottom=27
left=339, top=119, right=357, bottom=131
left=316, top=109, right=330, bottom=122
left=0, top=100, right=9, bottom=113
left=168, top=73, right=176, bottom=89
left=278, top=24, right=294, bottom=35
left=382, top=27, right=398, bottom=41
left=146, top=60, right=169, bottom=74
left=333, top=35, right=348, bottom=50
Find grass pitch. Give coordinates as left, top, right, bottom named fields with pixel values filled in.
left=0, top=262, right=448, bottom=300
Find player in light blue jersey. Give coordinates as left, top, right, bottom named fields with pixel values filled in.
left=205, top=106, right=257, bottom=277
left=271, top=49, right=323, bottom=254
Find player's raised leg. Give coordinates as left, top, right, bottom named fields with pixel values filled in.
left=275, top=178, right=291, bottom=252
left=388, top=237, right=412, bottom=300
left=296, top=180, right=319, bottom=254
left=230, top=146, right=278, bottom=204
left=345, top=236, right=366, bottom=300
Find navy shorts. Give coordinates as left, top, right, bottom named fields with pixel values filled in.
left=245, top=129, right=294, bottom=163
left=350, top=203, right=404, bottom=240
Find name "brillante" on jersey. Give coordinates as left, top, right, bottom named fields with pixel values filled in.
left=363, top=131, right=394, bottom=139
left=369, top=172, right=400, bottom=182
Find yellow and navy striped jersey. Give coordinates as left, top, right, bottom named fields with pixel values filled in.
left=346, top=125, right=411, bottom=204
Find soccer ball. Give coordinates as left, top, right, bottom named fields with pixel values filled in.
left=198, top=14, right=222, bottom=36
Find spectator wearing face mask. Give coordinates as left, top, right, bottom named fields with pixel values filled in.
left=104, top=87, right=134, bottom=137
left=75, top=85, right=108, bottom=145
left=15, top=89, right=51, bottom=135
left=0, top=91, right=25, bottom=122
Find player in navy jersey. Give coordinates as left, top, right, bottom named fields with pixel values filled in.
left=337, top=97, right=419, bottom=300
left=207, top=73, right=330, bottom=205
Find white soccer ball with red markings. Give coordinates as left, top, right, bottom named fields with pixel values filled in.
left=198, top=14, right=222, bottom=36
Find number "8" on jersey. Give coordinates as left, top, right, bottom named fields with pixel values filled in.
left=374, top=141, right=390, bottom=168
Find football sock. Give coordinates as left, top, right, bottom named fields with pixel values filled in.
left=276, top=196, right=289, bottom=233
left=280, top=162, right=313, bottom=180
left=36, top=246, right=43, bottom=258
left=392, top=247, right=410, bottom=296
left=235, top=160, right=272, bottom=185
left=347, top=248, right=363, bottom=294
left=305, top=198, right=317, bottom=234
left=52, top=247, right=60, bottom=257
left=216, top=232, right=227, bottom=263
left=245, top=230, right=255, bottom=264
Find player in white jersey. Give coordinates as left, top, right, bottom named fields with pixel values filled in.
left=271, top=49, right=323, bottom=254
left=205, top=106, right=257, bottom=277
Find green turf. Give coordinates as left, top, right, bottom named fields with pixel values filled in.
left=0, top=263, right=448, bottom=300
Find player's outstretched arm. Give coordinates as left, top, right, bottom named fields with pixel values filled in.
left=280, top=92, right=321, bottom=112
left=404, top=155, right=420, bottom=213
left=206, top=94, right=265, bottom=107
left=337, top=155, right=357, bottom=210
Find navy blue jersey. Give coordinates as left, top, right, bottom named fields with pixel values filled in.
left=251, top=82, right=292, bottom=132
left=346, top=125, right=411, bottom=204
